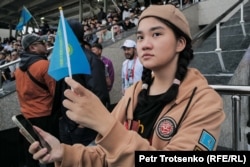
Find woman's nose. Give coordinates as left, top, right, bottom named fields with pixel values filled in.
left=140, top=38, right=152, bottom=51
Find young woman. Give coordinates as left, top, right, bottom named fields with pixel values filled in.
left=28, top=4, right=225, bottom=166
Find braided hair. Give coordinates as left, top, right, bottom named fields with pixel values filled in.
left=137, top=16, right=194, bottom=106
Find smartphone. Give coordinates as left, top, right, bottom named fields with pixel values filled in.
left=12, top=114, right=51, bottom=152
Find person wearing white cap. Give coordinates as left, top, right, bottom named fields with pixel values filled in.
left=120, top=39, right=143, bottom=94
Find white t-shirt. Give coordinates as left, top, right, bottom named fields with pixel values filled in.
left=122, top=57, right=143, bottom=93
left=122, top=10, right=131, bottom=20
left=9, top=63, right=19, bottom=73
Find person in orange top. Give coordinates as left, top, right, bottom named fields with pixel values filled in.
left=15, top=33, right=56, bottom=167
left=28, top=5, right=225, bottom=166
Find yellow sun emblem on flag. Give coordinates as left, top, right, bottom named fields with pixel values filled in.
left=68, top=44, right=73, bottom=56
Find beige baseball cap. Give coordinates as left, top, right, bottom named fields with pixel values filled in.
left=138, top=5, right=191, bottom=39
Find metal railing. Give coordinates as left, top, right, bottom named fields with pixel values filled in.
left=0, top=58, right=20, bottom=95
left=192, top=0, right=246, bottom=72
left=191, top=0, right=248, bottom=150
left=169, top=0, right=205, bottom=9
left=211, top=85, right=250, bottom=150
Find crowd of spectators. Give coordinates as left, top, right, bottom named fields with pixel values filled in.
left=0, top=36, right=22, bottom=83
left=0, top=0, right=197, bottom=84
left=82, top=0, right=142, bottom=45
left=80, top=0, right=196, bottom=45
left=0, top=30, right=56, bottom=84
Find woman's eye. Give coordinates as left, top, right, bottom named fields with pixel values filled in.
left=153, top=33, right=161, bottom=37
left=137, top=35, right=143, bottom=40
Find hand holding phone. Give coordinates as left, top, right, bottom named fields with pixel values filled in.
left=12, top=114, right=51, bottom=152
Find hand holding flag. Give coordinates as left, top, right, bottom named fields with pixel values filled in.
left=48, top=7, right=91, bottom=81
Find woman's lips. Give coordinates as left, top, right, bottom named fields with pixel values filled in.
left=142, top=53, right=153, bottom=59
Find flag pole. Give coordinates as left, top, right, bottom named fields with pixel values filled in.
left=59, top=7, right=72, bottom=78
left=32, top=16, right=40, bottom=32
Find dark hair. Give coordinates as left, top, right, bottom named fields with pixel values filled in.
left=137, top=16, right=193, bottom=105
left=91, top=43, right=103, bottom=50
left=67, top=19, right=84, bottom=43
left=0, top=51, right=7, bottom=57
left=83, top=41, right=91, bottom=49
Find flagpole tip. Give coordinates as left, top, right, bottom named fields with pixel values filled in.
left=59, top=6, right=63, bottom=10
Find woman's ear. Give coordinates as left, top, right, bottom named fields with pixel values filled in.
left=176, top=37, right=186, bottom=52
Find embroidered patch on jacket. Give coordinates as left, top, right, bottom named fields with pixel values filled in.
left=198, top=130, right=216, bottom=151
left=194, top=145, right=202, bottom=151
left=156, top=116, right=176, bottom=141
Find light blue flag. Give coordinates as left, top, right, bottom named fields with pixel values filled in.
left=48, top=16, right=91, bottom=81
left=16, top=6, right=32, bottom=30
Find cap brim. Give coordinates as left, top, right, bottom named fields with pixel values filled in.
left=40, top=35, right=48, bottom=41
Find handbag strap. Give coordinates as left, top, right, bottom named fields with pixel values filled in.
left=26, top=70, right=48, bottom=91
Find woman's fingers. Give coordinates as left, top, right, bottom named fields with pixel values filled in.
left=32, top=147, right=48, bottom=160
left=29, top=142, right=51, bottom=164
left=28, top=141, right=40, bottom=154
left=63, top=77, right=108, bottom=131
left=64, top=77, right=90, bottom=97
left=63, top=89, right=81, bottom=103
left=39, top=154, right=52, bottom=164
left=27, top=126, right=63, bottom=164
